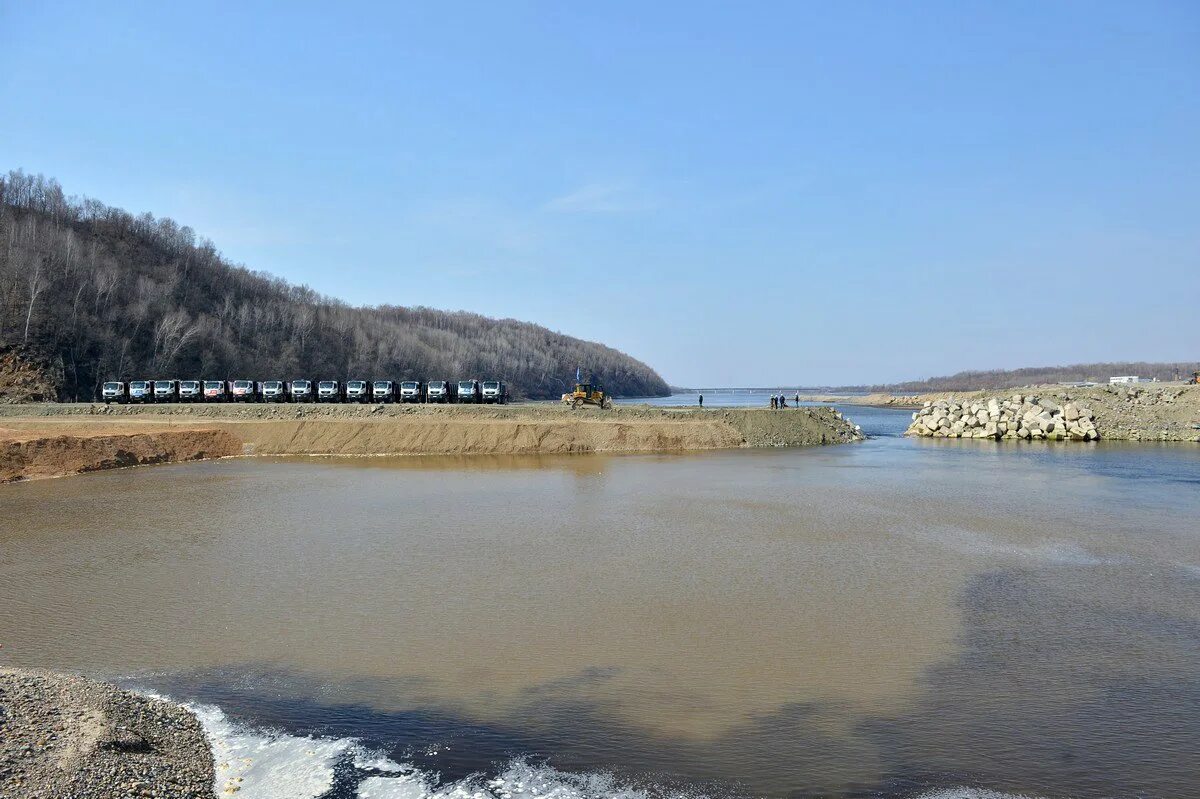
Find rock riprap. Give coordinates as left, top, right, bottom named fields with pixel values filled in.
left=906, top=394, right=1098, bottom=441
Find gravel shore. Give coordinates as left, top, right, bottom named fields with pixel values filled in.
left=0, top=669, right=213, bottom=798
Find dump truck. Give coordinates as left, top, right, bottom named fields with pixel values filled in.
left=456, top=379, right=481, bottom=404
left=317, top=380, right=340, bottom=402
left=152, top=379, right=178, bottom=403
left=372, top=380, right=395, bottom=403
left=101, top=381, right=127, bottom=404
left=481, top=380, right=507, bottom=404
left=127, top=381, right=151, bottom=403
left=259, top=380, right=287, bottom=402
left=425, top=381, right=451, bottom=403
left=399, top=381, right=424, bottom=403
left=229, top=379, right=255, bottom=402
left=288, top=379, right=314, bottom=402
left=178, top=380, right=202, bottom=402
left=203, top=380, right=227, bottom=402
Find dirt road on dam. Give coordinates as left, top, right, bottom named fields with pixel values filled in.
left=0, top=403, right=863, bottom=481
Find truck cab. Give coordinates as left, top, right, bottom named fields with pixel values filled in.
left=259, top=380, right=286, bottom=402
left=399, top=381, right=423, bottom=403
left=425, top=381, right=450, bottom=403
left=230, top=379, right=255, bottom=402
left=317, top=380, right=340, bottom=402
left=456, top=379, right=481, bottom=404
left=101, top=381, right=127, bottom=404
left=128, top=381, right=152, bottom=403
left=481, top=380, right=507, bottom=404
left=344, top=380, right=369, bottom=403
left=152, top=379, right=177, bottom=403
left=372, top=380, right=395, bottom=403
left=288, top=379, right=314, bottom=402
left=203, top=380, right=227, bottom=402
left=178, top=380, right=202, bottom=402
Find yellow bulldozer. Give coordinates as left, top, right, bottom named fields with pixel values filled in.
left=562, top=374, right=612, bottom=409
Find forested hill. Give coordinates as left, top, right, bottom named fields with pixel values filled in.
left=858, top=362, right=1199, bottom=393
left=0, top=171, right=669, bottom=401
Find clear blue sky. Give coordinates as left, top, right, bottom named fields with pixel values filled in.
left=2, top=2, right=1197, bottom=386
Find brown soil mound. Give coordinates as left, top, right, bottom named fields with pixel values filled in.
left=0, top=427, right=241, bottom=482
left=227, top=416, right=747, bottom=455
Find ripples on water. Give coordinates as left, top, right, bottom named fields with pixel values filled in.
left=1, top=404, right=1198, bottom=798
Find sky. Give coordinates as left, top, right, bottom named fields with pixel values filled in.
left=2, top=1, right=1197, bottom=386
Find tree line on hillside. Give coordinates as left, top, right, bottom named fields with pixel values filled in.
left=854, top=362, right=1199, bottom=393
left=0, top=170, right=669, bottom=401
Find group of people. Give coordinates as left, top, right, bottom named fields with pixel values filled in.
left=770, top=393, right=801, bottom=409
left=691, top=392, right=802, bottom=409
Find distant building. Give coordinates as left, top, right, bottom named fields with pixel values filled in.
left=1109, top=376, right=1139, bottom=384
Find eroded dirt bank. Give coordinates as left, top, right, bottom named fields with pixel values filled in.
left=0, top=426, right=241, bottom=482
left=0, top=669, right=214, bottom=799
left=0, top=404, right=862, bottom=481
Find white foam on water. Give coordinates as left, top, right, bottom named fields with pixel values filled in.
left=165, top=693, right=681, bottom=799
left=186, top=699, right=356, bottom=798
left=912, top=787, right=1036, bottom=791
left=357, top=760, right=670, bottom=799
left=145, top=690, right=1046, bottom=799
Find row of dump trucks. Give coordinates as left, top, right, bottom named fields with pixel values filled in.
left=100, top=379, right=509, bottom=404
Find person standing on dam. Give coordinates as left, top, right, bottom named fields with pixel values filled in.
left=698, top=393, right=704, bottom=408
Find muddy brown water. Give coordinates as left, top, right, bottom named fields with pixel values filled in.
left=1, top=412, right=1198, bottom=798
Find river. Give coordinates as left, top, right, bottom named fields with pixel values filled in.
left=1, top=405, right=1197, bottom=799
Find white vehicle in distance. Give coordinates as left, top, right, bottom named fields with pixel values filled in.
left=259, top=380, right=286, bottom=402
left=101, top=381, right=127, bottom=404
left=481, top=380, right=507, bottom=404
left=203, top=380, right=227, bottom=402
left=456, top=379, right=481, bottom=404
left=229, top=379, right=255, bottom=402
left=288, top=379, right=314, bottom=402
left=372, top=380, right=395, bottom=403
left=128, top=381, right=152, bottom=403
left=178, top=380, right=202, bottom=402
left=344, top=380, right=369, bottom=403
left=425, top=381, right=450, bottom=403
left=152, top=379, right=178, bottom=402
left=317, top=380, right=339, bottom=402
left=399, top=381, right=423, bottom=403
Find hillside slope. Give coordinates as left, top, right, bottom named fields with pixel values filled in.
left=0, top=171, right=669, bottom=400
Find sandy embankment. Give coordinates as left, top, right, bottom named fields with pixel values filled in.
left=0, top=669, right=213, bottom=799
left=0, top=403, right=863, bottom=481
left=0, top=426, right=241, bottom=482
